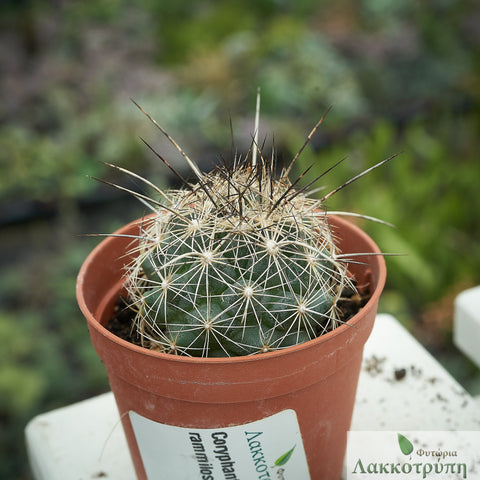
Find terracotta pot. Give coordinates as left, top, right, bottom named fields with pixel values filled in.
left=76, top=215, right=386, bottom=480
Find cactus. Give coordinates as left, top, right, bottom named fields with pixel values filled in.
left=100, top=96, right=393, bottom=357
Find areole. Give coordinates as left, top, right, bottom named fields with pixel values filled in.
left=77, top=214, right=386, bottom=479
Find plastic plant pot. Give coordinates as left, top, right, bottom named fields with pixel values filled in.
left=76, top=215, right=386, bottom=480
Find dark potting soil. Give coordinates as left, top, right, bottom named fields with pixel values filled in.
left=106, top=281, right=371, bottom=351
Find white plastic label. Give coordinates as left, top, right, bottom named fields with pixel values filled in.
left=129, top=409, right=311, bottom=480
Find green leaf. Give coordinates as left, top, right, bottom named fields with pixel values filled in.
left=275, top=445, right=296, bottom=466
left=397, top=433, right=414, bottom=455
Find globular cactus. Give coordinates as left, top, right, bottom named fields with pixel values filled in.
left=125, top=161, right=349, bottom=357
left=103, top=98, right=392, bottom=357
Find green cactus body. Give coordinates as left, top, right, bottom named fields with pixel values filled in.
left=125, top=161, right=352, bottom=357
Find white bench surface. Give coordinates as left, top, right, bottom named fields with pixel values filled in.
left=25, top=314, right=480, bottom=480
left=454, top=285, right=480, bottom=368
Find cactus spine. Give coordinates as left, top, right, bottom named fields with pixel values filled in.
left=103, top=97, right=390, bottom=357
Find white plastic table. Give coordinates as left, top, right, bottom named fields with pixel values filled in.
left=25, top=314, right=480, bottom=480
left=454, top=285, right=480, bottom=369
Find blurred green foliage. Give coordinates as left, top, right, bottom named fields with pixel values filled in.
left=0, top=238, right=112, bottom=478
left=293, top=111, right=480, bottom=312
left=1, top=0, right=479, bottom=478
left=0, top=95, right=145, bottom=204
